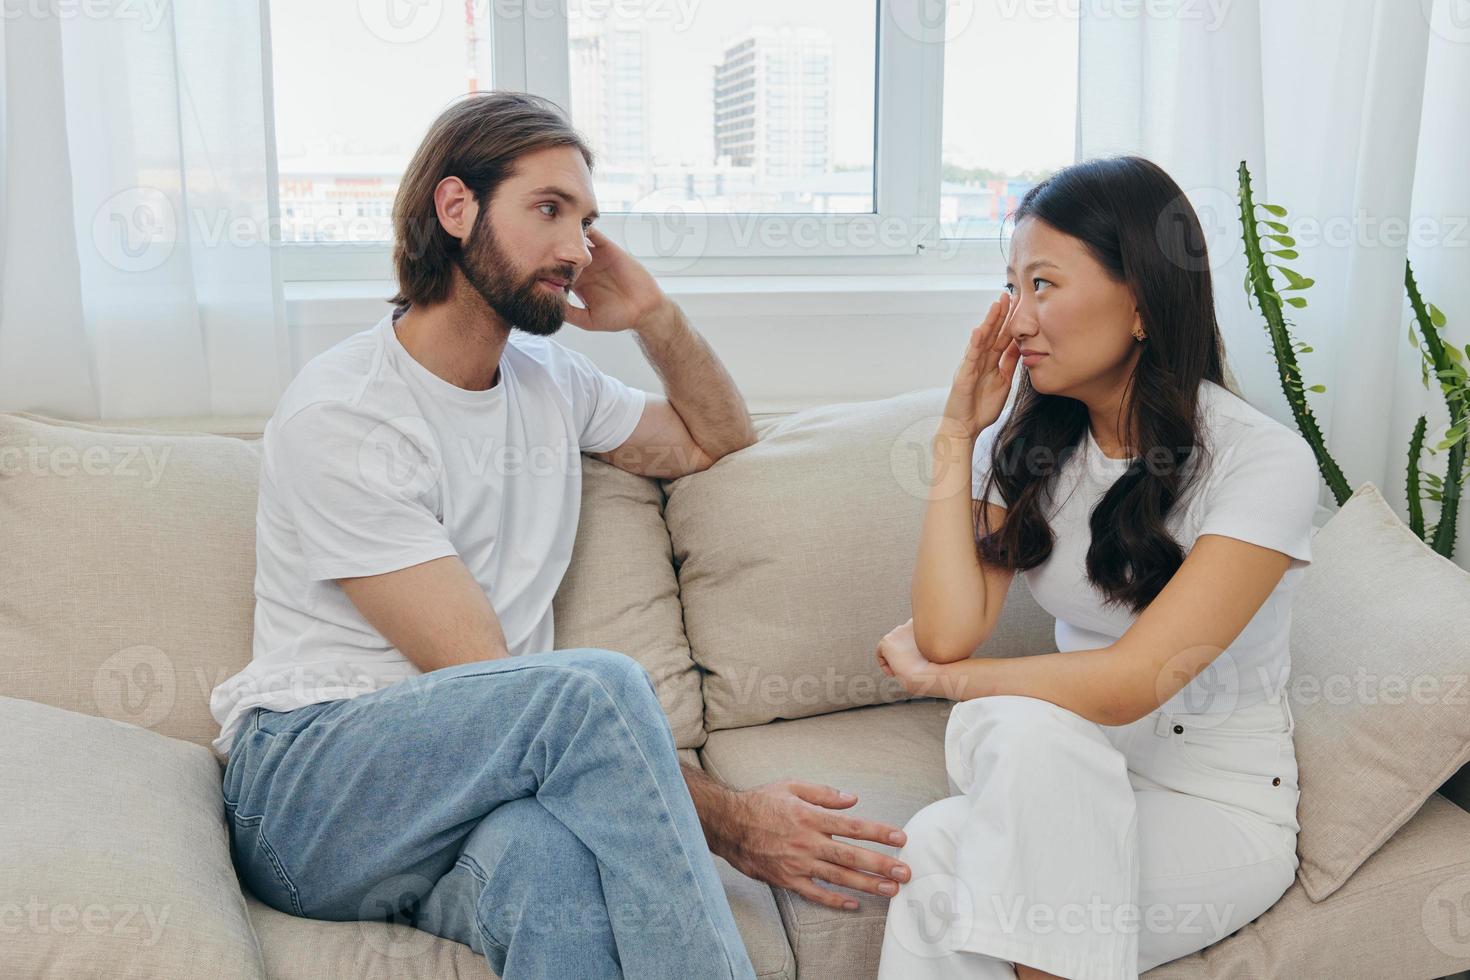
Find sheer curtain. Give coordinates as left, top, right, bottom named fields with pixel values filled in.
left=1079, top=0, right=1469, bottom=570
left=0, top=0, right=287, bottom=420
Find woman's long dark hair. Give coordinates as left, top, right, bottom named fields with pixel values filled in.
left=975, top=156, right=1233, bottom=616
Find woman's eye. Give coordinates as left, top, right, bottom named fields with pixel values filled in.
left=1033, top=277, right=1052, bottom=291
left=538, top=203, right=557, bottom=217
left=1003, top=282, right=1016, bottom=295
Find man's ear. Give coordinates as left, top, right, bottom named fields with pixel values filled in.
left=434, top=176, right=477, bottom=242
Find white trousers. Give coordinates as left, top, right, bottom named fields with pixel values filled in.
left=877, top=694, right=1301, bottom=980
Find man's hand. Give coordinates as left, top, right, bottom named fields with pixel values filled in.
left=563, top=226, right=668, bottom=333
left=718, top=779, right=911, bottom=911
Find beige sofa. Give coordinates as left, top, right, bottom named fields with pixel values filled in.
left=5, top=388, right=1470, bottom=980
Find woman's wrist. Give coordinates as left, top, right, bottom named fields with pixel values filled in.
left=927, top=658, right=989, bottom=703
left=934, top=418, right=982, bottom=444
left=928, top=429, right=978, bottom=500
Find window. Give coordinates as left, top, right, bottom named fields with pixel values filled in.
left=566, top=2, right=875, bottom=216
left=267, top=1, right=494, bottom=245
left=267, top=1, right=1078, bottom=279
left=939, top=3, right=1078, bottom=238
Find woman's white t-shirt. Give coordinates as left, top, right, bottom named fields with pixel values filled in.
left=208, top=312, right=646, bottom=755
left=970, top=380, right=1321, bottom=717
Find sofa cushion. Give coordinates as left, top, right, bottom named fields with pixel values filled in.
left=241, top=749, right=795, bottom=980
left=699, top=698, right=1470, bottom=979
left=1288, top=482, right=1470, bottom=901
left=244, top=856, right=795, bottom=980
left=665, top=390, right=1055, bottom=733
left=699, top=700, right=953, bottom=977
left=0, top=696, right=265, bottom=979
left=0, top=412, right=703, bottom=753
left=1144, top=793, right=1470, bottom=979
left=552, top=456, right=704, bottom=749
left=0, top=412, right=262, bottom=752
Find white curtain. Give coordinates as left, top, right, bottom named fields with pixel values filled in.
left=1079, top=0, right=1469, bottom=571
left=0, top=0, right=287, bottom=420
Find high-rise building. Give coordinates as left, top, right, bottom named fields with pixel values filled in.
left=568, top=17, right=651, bottom=171
left=712, top=27, right=834, bottom=181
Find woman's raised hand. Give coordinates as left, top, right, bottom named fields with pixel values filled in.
left=940, top=292, right=1021, bottom=440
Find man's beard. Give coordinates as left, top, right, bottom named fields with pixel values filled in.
left=456, top=211, right=573, bottom=337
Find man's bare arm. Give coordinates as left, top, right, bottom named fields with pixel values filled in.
left=632, top=302, right=757, bottom=462
left=565, top=228, right=756, bottom=478
left=338, top=555, right=509, bottom=672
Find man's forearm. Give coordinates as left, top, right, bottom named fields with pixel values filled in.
left=681, top=761, right=743, bottom=861
left=634, top=302, right=757, bottom=461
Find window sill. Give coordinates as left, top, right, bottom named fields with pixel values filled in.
left=284, top=272, right=1007, bottom=325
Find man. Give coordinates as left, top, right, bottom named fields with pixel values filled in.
left=209, top=92, right=911, bottom=979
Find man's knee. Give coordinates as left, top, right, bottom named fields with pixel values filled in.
left=553, top=647, right=661, bottom=710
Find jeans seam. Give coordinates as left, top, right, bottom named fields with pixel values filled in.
left=233, top=812, right=306, bottom=917
left=453, top=854, right=510, bottom=955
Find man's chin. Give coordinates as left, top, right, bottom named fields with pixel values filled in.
left=513, top=319, right=564, bottom=337
left=500, top=297, right=566, bottom=337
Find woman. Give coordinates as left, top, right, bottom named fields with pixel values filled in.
left=873, top=156, right=1320, bottom=980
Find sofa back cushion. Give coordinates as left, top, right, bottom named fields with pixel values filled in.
left=553, top=456, right=704, bottom=749
left=0, top=412, right=262, bottom=752
left=0, top=413, right=703, bottom=753
left=664, top=388, right=1056, bottom=733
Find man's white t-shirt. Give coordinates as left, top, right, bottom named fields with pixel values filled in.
left=971, top=380, right=1320, bottom=717
left=208, top=310, right=647, bottom=755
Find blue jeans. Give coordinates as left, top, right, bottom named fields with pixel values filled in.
left=221, top=648, right=755, bottom=980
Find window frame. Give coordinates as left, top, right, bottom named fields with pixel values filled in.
left=275, top=0, right=1015, bottom=283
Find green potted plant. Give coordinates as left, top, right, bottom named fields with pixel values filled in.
left=1237, top=160, right=1467, bottom=559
